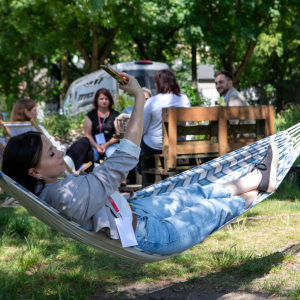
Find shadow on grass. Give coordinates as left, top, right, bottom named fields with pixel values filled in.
left=2, top=205, right=300, bottom=299
left=89, top=243, right=300, bottom=300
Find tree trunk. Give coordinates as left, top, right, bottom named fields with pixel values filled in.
left=295, top=72, right=300, bottom=105
left=91, top=22, right=99, bottom=72
left=60, top=54, right=69, bottom=109
left=191, top=45, right=197, bottom=89
left=98, top=27, right=119, bottom=65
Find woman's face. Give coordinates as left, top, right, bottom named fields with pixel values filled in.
left=97, top=94, right=110, bottom=110
left=32, top=136, right=65, bottom=184
left=25, top=106, right=38, bottom=120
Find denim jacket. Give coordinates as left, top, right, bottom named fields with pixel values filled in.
left=37, top=139, right=140, bottom=239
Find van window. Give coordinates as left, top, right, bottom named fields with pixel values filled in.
left=123, top=70, right=157, bottom=95
left=149, top=77, right=156, bottom=92
left=136, top=76, right=145, bottom=87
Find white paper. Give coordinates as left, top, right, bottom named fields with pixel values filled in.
left=115, top=217, right=138, bottom=248
left=95, top=133, right=106, bottom=145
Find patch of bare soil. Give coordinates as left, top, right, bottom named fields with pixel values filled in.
left=90, top=280, right=278, bottom=300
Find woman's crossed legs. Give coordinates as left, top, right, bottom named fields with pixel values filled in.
left=130, top=172, right=259, bottom=255
left=130, top=144, right=279, bottom=255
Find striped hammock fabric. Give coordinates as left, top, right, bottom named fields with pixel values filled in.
left=1, top=124, right=300, bottom=263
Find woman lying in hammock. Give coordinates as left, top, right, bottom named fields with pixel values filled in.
left=2, top=73, right=279, bottom=256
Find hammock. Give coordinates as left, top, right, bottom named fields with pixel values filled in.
left=1, top=124, right=300, bottom=263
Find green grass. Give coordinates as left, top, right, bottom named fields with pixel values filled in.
left=1, top=174, right=300, bottom=299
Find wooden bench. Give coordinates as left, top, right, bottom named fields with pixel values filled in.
left=142, top=105, right=274, bottom=187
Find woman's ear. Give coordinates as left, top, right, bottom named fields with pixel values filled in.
left=28, top=168, right=38, bottom=179
left=24, top=109, right=29, bottom=118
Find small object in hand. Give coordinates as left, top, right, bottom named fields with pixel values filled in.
left=100, top=65, right=128, bottom=85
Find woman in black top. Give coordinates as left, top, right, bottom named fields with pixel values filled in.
left=84, top=88, right=120, bottom=162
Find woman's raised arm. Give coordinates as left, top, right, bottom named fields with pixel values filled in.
left=118, top=73, right=145, bottom=147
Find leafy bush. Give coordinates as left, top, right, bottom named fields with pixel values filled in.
left=180, top=81, right=211, bottom=107
left=269, top=173, right=300, bottom=201
left=42, top=113, right=85, bottom=138
left=274, top=103, right=300, bottom=133
left=115, top=92, right=134, bottom=112
left=173, top=66, right=211, bottom=107
left=274, top=104, right=300, bottom=165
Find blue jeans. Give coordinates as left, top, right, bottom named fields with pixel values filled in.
left=129, top=183, right=245, bottom=256
left=92, top=143, right=119, bottom=162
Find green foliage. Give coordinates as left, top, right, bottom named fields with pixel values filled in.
left=0, top=94, right=16, bottom=115
left=215, top=96, right=225, bottom=106
left=269, top=173, right=300, bottom=202
left=42, top=113, right=85, bottom=138
left=115, top=93, right=134, bottom=113
left=174, top=66, right=211, bottom=107
left=207, top=245, right=254, bottom=271
left=180, top=82, right=211, bottom=107
left=87, top=0, right=103, bottom=12
left=289, top=287, right=300, bottom=300
left=42, top=115, right=71, bottom=138
left=274, top=104, right=300, bottom=133
left=1, top=0, right=300, bottom=115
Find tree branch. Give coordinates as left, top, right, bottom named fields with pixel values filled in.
left=98, top=26, right=119, bottom=65
left=91, top=22, right=99, bottom=72
left=74, top=41, right=91, bottom=71
left=132, top=36, right=147, bottom=59
left=233, top=40, right=256, bottom=85
left=226, top=36, right=236, bottom=74
left=152, top=25, right=183, bottom=60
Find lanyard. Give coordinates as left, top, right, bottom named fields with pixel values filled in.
left=108, top=196, right=122, bottom=219
left=97, top=110, right=109, bottom=132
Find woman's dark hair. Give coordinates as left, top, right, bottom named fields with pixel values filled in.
left=2, top=131, right=44, bottom=195
left=92, top=88, right=114, bottom=110
left=10, top=99, right=36, bottom=122
left=153, top=69, right=181, bottom=96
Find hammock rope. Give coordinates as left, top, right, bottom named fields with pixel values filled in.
left=1, top=125, right=300, bottom=262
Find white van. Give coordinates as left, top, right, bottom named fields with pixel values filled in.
left=62, top=60, right=169, bottom=115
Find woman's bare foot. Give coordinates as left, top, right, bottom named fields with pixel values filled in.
left=238, top=190, right=259, bottom=209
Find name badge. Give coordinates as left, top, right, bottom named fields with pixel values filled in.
left=95, top=133, right=106, bottom=145
left=115, top=217, right=138, bottom=248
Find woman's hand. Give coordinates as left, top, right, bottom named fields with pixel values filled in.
left=118, top=73, right=144, bottom=99
left=96, top=144, right=104, bottom=154
left=119, top=72, right=145, bottom=147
